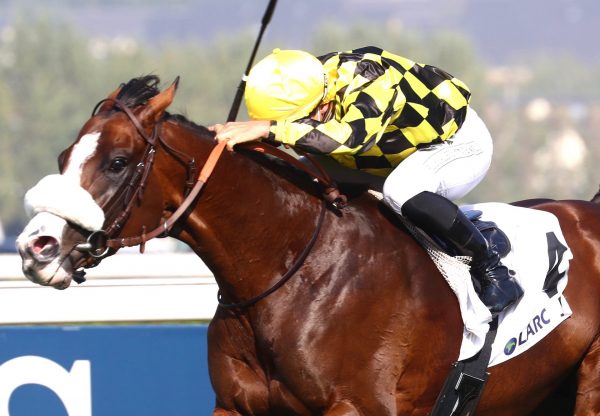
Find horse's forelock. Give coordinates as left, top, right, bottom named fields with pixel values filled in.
left=116, top=75, right=161, bottom=108
left=98, top=75, right=213, bottom=138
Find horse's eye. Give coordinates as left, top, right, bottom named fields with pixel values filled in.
left=108, top=157, right=128, bottom=173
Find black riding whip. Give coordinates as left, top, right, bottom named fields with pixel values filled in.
left=226, top=0, right=278, bottom=122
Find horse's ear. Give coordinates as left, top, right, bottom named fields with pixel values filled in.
left=140, top=77, right=179, bottom=126
left=96, top=85, right=123, bottom=113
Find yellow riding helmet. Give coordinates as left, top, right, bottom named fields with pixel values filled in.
left=244, top=49, right=325, bottom=121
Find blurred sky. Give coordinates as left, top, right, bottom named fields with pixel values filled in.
left=0, top=0, right=598, bottom=64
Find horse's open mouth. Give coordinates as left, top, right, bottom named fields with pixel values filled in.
left=30, top=236, right=58, bottom=260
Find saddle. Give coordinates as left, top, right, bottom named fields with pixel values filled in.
left=365, top=190, right=512, bottom=261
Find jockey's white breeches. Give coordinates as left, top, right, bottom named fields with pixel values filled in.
left=383, top=107, right=493, bottom=214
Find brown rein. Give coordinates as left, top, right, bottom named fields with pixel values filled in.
left=96, top=140, right=345, bottom=253
left=73, top=99, right=346, bottom=294
left=217, top=199, right=327, bottom=309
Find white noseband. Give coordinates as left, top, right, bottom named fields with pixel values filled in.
left=24, top=174, right=105, bottom=231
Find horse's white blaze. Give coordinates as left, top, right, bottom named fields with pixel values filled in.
left=23, top=131, right=105, bottom=231
left=63, top=132, right=101, bottom=181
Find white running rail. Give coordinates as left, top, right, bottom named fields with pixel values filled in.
left=0, top=245, right=218, bottom=324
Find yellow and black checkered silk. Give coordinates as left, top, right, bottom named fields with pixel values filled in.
left=269, top=46, right=471, bottom=176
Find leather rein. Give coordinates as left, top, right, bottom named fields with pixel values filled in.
left=72, top=99, right=346, bottom=310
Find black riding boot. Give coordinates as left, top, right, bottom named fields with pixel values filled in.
left=401, top=191, right=524, bottom=315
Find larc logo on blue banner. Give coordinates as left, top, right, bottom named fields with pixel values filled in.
left=0, top=356, right=91, bottom=416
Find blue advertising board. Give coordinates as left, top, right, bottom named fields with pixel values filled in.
left=0, top=324, right=215, bottom=415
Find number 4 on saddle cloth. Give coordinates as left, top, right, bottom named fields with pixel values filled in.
left=397, top=200, right=573, bottom=366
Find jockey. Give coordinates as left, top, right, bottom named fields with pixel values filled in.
left=209, top=46, right=523, bottom=315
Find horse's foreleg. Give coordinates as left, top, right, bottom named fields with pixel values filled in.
left=209, top=354, right=270, bottom=414
left=575, top=336, right=600, bottom=415
left=208, top=317, right=270, bottom=414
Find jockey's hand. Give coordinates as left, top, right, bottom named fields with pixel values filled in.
left=208, top=120, right=271, bottom=151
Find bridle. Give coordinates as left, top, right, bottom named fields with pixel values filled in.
left=72, top=97, right=221, bottom=279
left=72, top=98, right=347, bottom=306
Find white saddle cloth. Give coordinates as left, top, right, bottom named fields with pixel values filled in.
left=400, top=202, right=573, bottom=366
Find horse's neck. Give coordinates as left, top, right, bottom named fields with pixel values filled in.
left=169, top=131, right=323, bottom=303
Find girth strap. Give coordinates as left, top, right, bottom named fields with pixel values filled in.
left=430, top=317, right=499, bottom=416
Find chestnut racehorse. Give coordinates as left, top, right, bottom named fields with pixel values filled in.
left=16, top=76, right=600, bottom=415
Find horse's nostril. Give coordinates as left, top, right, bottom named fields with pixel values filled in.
left=29, top=236, right=60, bottom=261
